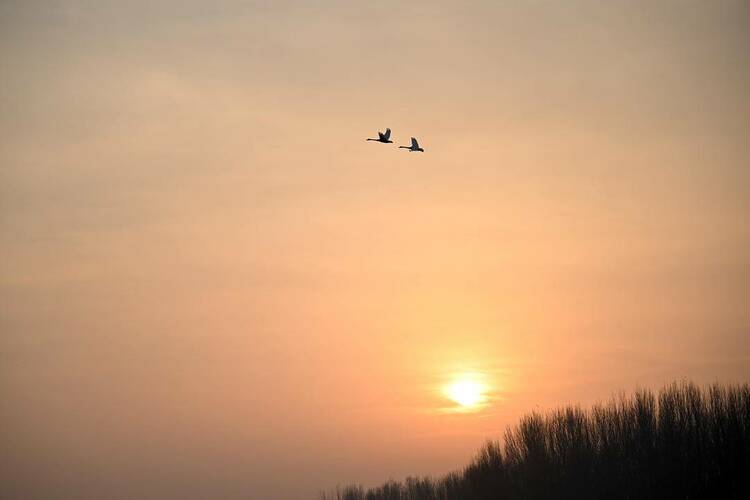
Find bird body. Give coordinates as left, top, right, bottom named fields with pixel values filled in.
left=399, top=137, right=424, bottom=152
left=366, top=128, right=393, bottom=143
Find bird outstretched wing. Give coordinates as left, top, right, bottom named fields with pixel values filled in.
left=383, top=128, right=392, bottom=140
left=411, top=137, right=419, bottom=148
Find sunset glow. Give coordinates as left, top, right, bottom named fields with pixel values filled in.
left=2, top=2, right=749, bottom=499
left=444, top=376, right=488, bottom=410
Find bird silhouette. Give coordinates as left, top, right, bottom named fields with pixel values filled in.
left=399, top=137, right=424, bottom=152
left=366, top=128, right=393, bottom=143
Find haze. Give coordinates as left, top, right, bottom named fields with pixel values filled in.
left=1, top=1, right=749, bottom=499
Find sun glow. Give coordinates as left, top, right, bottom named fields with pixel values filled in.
left=444, top=376, right=488, bottom=409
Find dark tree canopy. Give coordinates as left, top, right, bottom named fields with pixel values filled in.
left=322, top=381, right=750, bottom=500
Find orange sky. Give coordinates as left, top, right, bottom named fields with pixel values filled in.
left=1, top=1, right=749, bottom=499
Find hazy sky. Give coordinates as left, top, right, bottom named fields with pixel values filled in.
left=1, top=1, right=749, bottom=499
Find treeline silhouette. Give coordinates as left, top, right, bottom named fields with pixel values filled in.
left=321, top=381, right=750, bottom=499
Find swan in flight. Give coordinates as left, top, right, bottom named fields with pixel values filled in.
left=366, top=128, right=393, bottom=143
left=399, top=137, right=424, bottom=152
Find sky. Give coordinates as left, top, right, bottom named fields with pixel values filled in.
left=1, top=1, right=749, bottom=499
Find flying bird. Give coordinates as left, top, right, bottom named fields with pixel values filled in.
left=366, top=128, right=393, bottom=143
left=399, top=137, right=424, bottom=152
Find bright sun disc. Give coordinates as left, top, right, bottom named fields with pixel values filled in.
left=445, top=379, right=486, bottom=408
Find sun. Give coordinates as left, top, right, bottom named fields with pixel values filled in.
left=444, top=377, right=487, bottom=409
